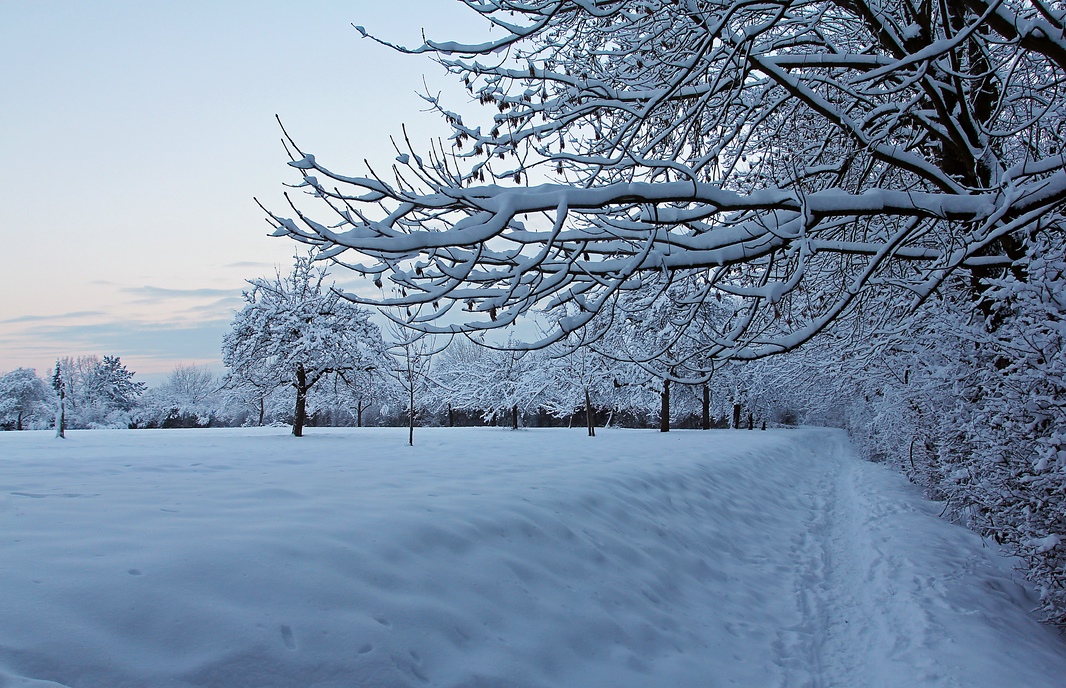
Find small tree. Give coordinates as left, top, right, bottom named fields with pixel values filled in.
left=0, top=368, right=55, bottom=431
left=222, top=254, right=390, bottom=437
left=385, top=322, right=440, bottom=446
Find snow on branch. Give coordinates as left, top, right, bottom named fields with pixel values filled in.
left=266, top=0, right=1066, bottom=360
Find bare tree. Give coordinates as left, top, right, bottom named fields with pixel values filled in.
left=385, top=322, right=441, bottom=446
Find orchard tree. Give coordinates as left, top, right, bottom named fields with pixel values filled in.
left=436, top=336, right=542, bottom=429
left=222, top=254, right=390, bottom=437
left=537, top=341, right=619, bottom=436
left=0, top=368, right=55, bottom=431
left=592, top=277, right=739, bottom=430
left=220, top=359, right=286, bottom=427
left=433, top=336, right=491, bottom=425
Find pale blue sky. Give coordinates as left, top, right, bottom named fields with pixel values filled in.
left=1, top=1, right=485, bottom=383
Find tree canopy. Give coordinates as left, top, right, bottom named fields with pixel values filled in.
left=0, top=368, right=54, bottom=431
left=222, top=254, right=391, bottom=436
left=269, top=0, right=1064, bottom=362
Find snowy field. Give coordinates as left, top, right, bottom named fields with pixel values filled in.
left=1, top=427, right=1064, bottom=688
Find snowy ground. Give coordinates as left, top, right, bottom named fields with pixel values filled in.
left=0, top=427, right=1064, bottom=688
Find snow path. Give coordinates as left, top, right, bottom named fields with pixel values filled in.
left=0, top=427, right=1064, bottom=687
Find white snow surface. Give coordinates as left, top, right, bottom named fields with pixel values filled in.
left=1, top=427, right=1064, bottom=687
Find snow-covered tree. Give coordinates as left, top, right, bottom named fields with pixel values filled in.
left=433, top=336, right=491, bottom=425
left=219, top=361, right=287, bottom=427
left=51, top=360, right=66, bottom=438
left=576, top=274, right=741, bottom=430
left=435, top=336, right=543, bottom=429
left=269, top=0, right=1062, bottom=363
left=50, top=355, right=146, bottom=429
left=86, top=355, right=146, bottom=420
left=259, top=0, right=1066, bottom=625
left=0, top=368, right=55, bottom=431
left=537, top=342, right=621, bottom=436
left=56, top=355, right=96, bottom=427
left=222, top=254, right=390, bottom=437
left=136, top=363, right=222, bottom=428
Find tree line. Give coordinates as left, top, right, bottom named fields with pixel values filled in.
left=0, top=255, right=778, bottom=436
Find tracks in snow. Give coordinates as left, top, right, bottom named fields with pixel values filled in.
left=771, top=430, right=960, bottom=687
left=774, top=430, right=1066, bottom=688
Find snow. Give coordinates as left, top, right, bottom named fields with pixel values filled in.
left=1, top=427, right=1064, bottom=688
left=1033, top=534, right=1061, bottom=555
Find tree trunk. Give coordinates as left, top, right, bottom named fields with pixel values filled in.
left=258, top=396, right=265, bottom=427
left=293, top=365, right=307, bottom=437
left=584, top=388, right=595, bottom=437
left=701, top=383, right=710, bottom=430
left=732, top=402, right=741, bottom=430
left=55, top=396, right=65, bottom=439
left=408, top=378, right=415, bottom=446
left=660, top=378, right=671, bottom=433
left=747, top=412, right=754, bottom=430
left=16, top=411, right=22, bottom=432
left=512, top=404, right=518, bottom=430
left=448, top=403, right=454, bottom=427
left=357, top=397, right=364, bottom=428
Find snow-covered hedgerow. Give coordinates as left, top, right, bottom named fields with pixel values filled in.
left=797, top=248, right=1066, bottom=625
left=948, top=239, right=1066, bottom=625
